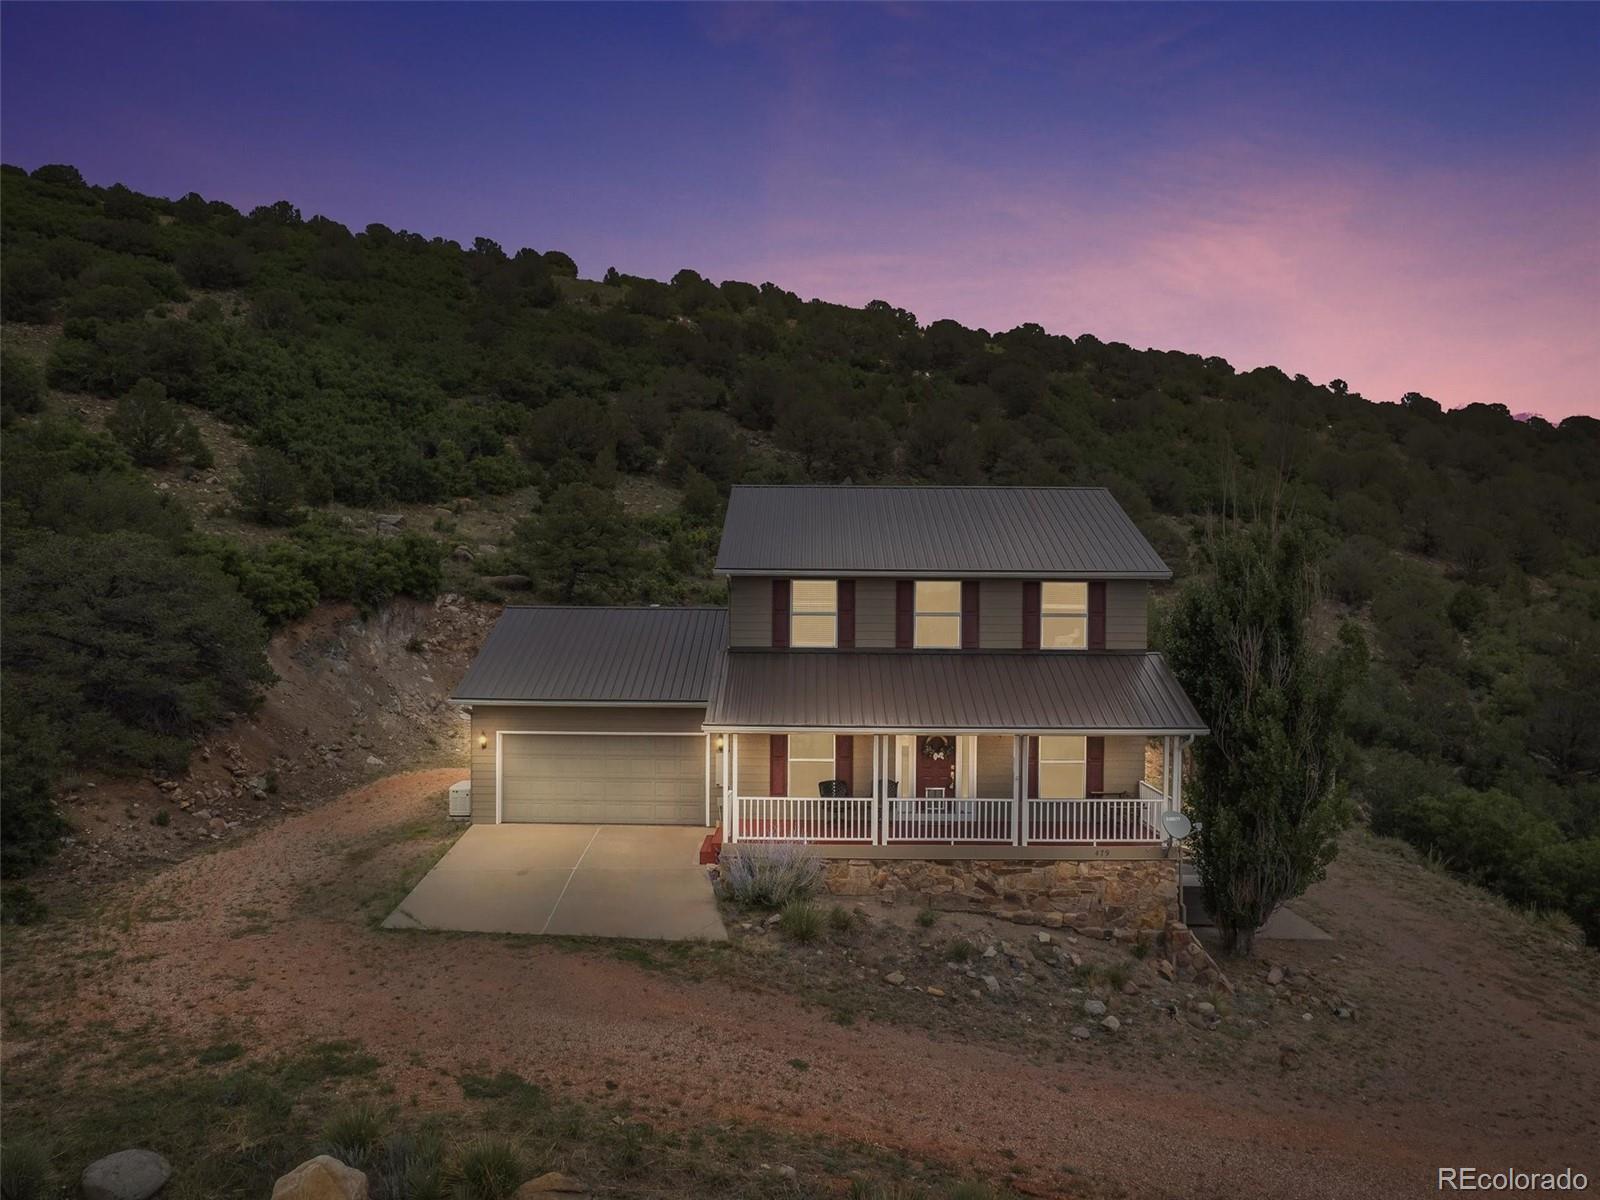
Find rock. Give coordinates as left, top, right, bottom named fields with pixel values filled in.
left=926, top=986, right=946, bottom=997
left=1196, top=1001, right=1216, bottom=1017
left=1335, top=1006, right=1355, bottom=1020
left=883, top=971, right=906, bottom=985
left=981, top=974, right=1000, bottom=994
left=1155, top=958, right=1176, bottom=982
left=1082, top=998, right=1107, bottom=1017
left=208, top=817, right=227, bottom=835
left=981, top=945, right=998, bottom=959
left=514, top=1172, right=589, bottom=1195
left=81, top=1149, right=171, bottom=1200
left=451, top=545, right=476, bottom=563
left=777, top=1166, right=798, bottom=1182
left=764, top=911, right=782, bottom=926
left=1101, top=1015, right=1121, bottom=1032
left=365, top=755, right=385, bottom=767
left=1035, top=931, right=1051, bottom=944
left=272, top=1155, right=369, bottom=1200
left=1266, top=966, right=1284, bottom=986
left=1070, top=1025, right=1092, bottom=1040
left=1121, top=980, right=1139, bottom=996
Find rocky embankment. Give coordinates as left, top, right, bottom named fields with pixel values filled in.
left=41, top=594, right=498, bottom=896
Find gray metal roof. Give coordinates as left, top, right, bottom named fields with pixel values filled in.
left=451, top=607, right=727, bottom=705
left=705, top=650, right=1206, bottom=734
left=714, top=486, right=1170, bottom=579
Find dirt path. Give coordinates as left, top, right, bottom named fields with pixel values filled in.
left=7, top=770, right=1596, bottom=1199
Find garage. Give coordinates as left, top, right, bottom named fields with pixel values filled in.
left=499, top=733, right=706, bottom=825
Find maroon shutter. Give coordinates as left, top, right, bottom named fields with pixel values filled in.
left=835, top=734, right=854, bottom=795
left=960, top=580, right=980, bottom=649
left=771, top=579, right=791, bottom=648
left=1027, top=736, right=1040, bottom=799
left=838, top=580, right=856, bottom=649
left=1022, top=581, right=1041, bottom=650
left=769, top=734, right=788, bottom=796
left=1088, top=582, right=1106, bottom=650
left=895, top=580, right=914, bottom=649
left=1086, top=736, right=1104, bottom=797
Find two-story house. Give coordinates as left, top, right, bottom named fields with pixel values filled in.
left=451, top=485, right=1206, bottom=931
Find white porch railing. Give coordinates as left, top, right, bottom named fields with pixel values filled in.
left=1027, top=795, right=1166, bottom=845
left=734, top=795, right=874, bottom=842
left=885, top=797, right=1014, bottom=843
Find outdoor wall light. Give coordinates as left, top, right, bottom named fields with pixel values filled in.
left=478, top=734, right=488, bottom=750
left=715, top=735, right=725, bottom=751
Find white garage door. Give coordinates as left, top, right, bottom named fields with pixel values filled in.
left=500, top=733, right=705, bottom=825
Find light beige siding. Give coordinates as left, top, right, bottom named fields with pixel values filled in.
left=852, top=736, right=873, bottom=797
left=1102, top=735, right=1146, bottom=795
left=975, top=735, right=1014, bottom=796
left=979, top=580, right=1023, bottom=649
left=855, top=579, right=897, bottom=648
left=1104, top=581, right=1149, bottom=650
left=734, top=732, right=772, bottom=796
left=729, top=576, right=770, bottom=648
left=467, top=705, right=705, bottom=823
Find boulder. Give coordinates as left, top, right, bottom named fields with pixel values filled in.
left=271, top=1155, right=368, bottom=1200
left=1100, top=1015, right=1121, bottom=1032
left=1266, top=965, right=1284, bottom=986
left=81, top=1150, right=171, bottom=1200
left=1070, top=1025, right=1092, bottom=1040
left=514, top=1173, right=590, bottom=1196
left=883, top=971, right=906, bottom=985
left=1082, top=998, right=1107, bottom=1017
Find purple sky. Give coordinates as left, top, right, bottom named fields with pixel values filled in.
left=4, top=3, right=1597, bottom=419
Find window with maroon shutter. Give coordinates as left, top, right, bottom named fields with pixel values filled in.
left=1086, top=736, right=1104, bottom=797
left=838, top=580, right=856, bottom=649
left=1027, top=736, right=1040, bottom=798
left=895, top=580, right=914, bottom=648
left=960, top=580, right=980, bottom=649
left=771, top=579, right=791, bottom=648
left=1022, top=582, right=1041, bottom=650
left=834, top=734, right=854, bottom=795
left=769, top=734, right=788, bottom=795
left=1088, top=582, right=1107, bottom=650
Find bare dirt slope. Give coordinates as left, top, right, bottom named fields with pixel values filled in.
left=7, top=771, right=1595, bottom=1199
left=38, top=597, right=494, bottom=895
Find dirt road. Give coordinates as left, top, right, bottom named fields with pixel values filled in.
left=7, top=770, right=1596, bottom=1199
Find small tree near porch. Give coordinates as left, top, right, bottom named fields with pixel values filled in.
left=1162, top=519, right=1364, bottom=955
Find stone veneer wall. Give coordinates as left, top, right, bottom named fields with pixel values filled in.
left=821, top=857, right=1179, bottom=935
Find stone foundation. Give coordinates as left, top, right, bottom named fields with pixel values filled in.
left=822, top=856, right=1180, bottom=936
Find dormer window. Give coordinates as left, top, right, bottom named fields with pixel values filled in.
left=914, top=580, right=962, bottom=648
left=790, top=579, right=837, bottom=647
left=1040, top=582, right=1088, bottom=649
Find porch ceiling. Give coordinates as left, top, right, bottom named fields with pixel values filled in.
left=705, top=650, right=1207, bottom=735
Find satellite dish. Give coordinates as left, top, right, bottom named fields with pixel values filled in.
left=1159, top=810, right=1193, bottom=841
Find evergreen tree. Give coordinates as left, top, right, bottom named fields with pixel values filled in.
left=515, top=484, right=640, bottom=604
left=1162, top=517, right=1364, bottom=953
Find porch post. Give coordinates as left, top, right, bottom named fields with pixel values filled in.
left=1173, top=737, right=1184, bottom=813
left=704, top=733, right=712, bottom=828
left=728, top=733, right=740, bottom=843
left=1012, top=734, right=1023, bottom=846
left=870, top=734, right=881, bottom=846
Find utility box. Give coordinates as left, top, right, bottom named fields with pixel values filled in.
left=447, top=780, right=471, bottom=819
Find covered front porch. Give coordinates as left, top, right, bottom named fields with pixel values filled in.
left=716, top=731, right=1186, bottom=848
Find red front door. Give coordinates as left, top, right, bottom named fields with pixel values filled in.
left=915, top=736, right=957, bottom=797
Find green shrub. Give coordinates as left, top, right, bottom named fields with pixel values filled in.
left=944, top=939, right=976, bottom=963
left=0, top=1138, right=53, bottom=1200
left=319, top=1101, right=385, bottom=1171
left=915, top=908, right=938, bottom=928
left=371, top=1130, right=445, bottom=1200
left=827, top=904, right=855, bottom=933
left=451, top=1136, right=521, bottom=1200
left=779, top=900, right=823, bottom=943
left=0, top=886, right=47, bottom=927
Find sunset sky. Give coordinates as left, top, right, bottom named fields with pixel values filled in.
left=4, top=2, right=1596, bottom=419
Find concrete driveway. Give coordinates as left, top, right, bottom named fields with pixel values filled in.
left=382, top=824, right=726, bottom=941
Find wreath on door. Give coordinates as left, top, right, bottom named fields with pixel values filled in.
left=921, top=736, right=953, bottom=762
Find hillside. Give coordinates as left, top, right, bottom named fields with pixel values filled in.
left=1, top=162, right=1597, bottom=941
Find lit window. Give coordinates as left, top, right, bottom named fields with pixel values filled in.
left=1038, top=735, right=1086, bottom=797
left=790, top=579, right=837, bottom=647
left=787, top=732, right=835, bottom=797
left=1041, top=582, right=1087, bottom=649
left=914, top=580, right=961, bottom=648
